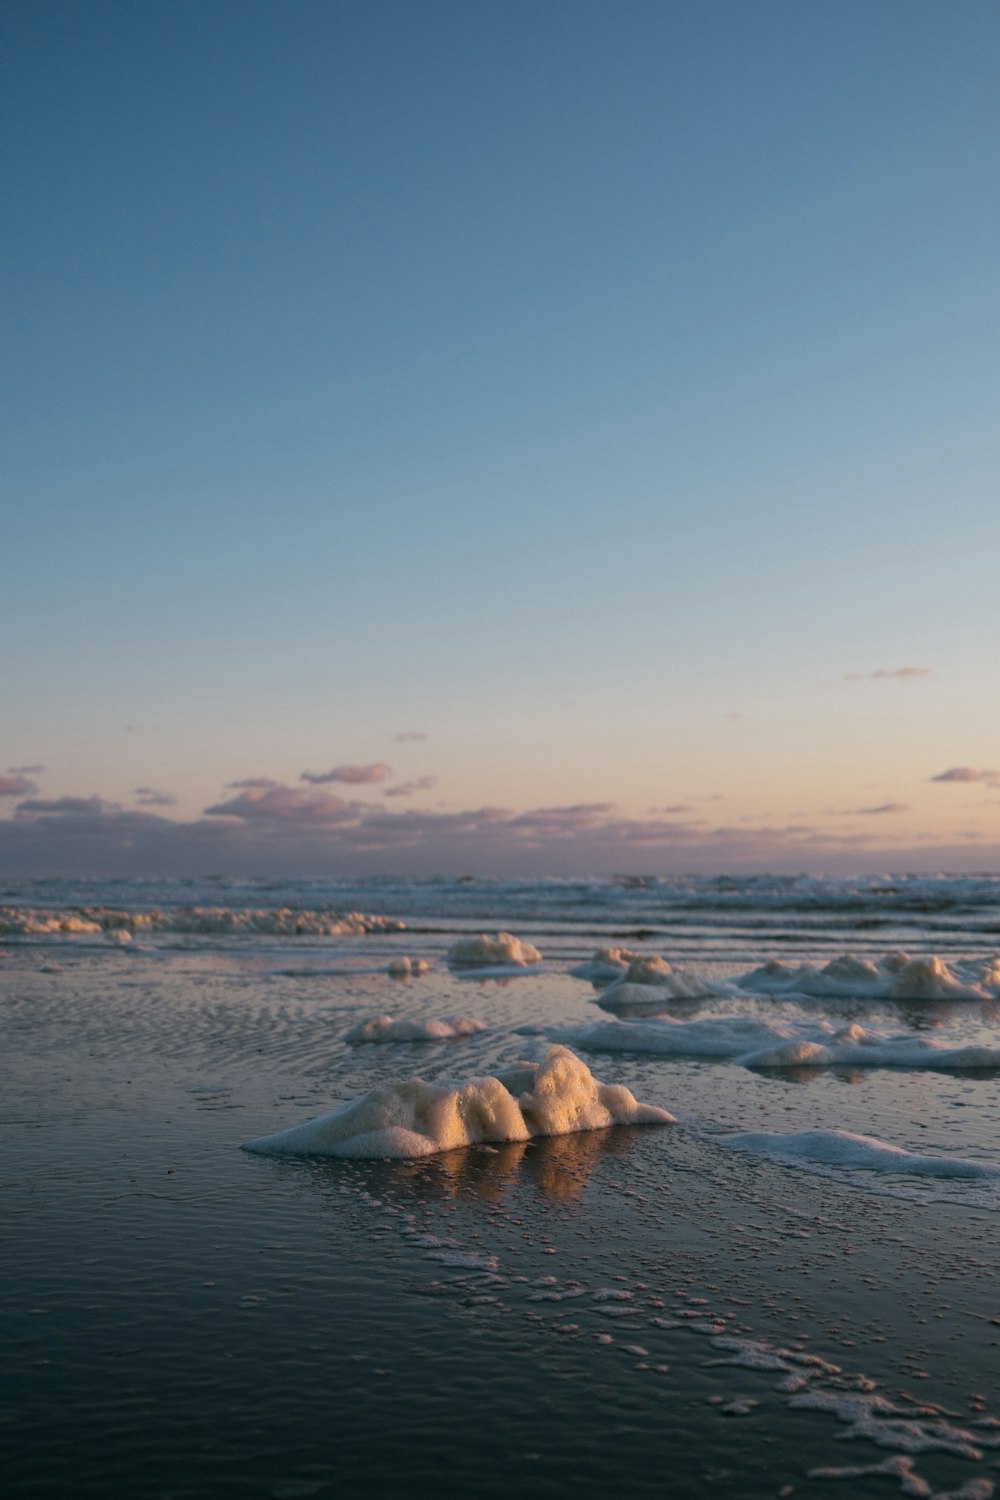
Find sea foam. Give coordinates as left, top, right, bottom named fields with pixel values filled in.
left=0, top=905, right=405, bottom=938
left=553, top=1016, right=1000, bottom=1071
left=386, top=956, right=430, bottom=977
left=737, top=952, right=1000, bottom=1002
left=343, top=1014, right=486, bottom=1043
left=244, top=1045, right=673, bottom=1159
left=718, top=1128, right=1000, bottom=1180
left=445, top=932, right=542, bottom=968
left=570, top=949, right=717, bottom=1004
left=568, top=947, right=640, bottom=982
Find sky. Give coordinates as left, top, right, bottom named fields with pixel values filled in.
left=3, top=0, right=999, bottom=877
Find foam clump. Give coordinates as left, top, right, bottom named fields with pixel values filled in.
left=790, top=1388, right=993, bottom=1461
left=618, top=954, right=675, bottom=985
left=243, top=1044, right=673, bottom=1160
left=809, top=1456, right=994, bottom=1499
left=343, top=1014, right=486, bottom=1043
left=446, top=932, right=542, bottom=968
left=0, top=905, right=405, bottom=938
left=0, top=911, right=104, bottom=936
left=555, top=1015, right=1000, bottom=1072
left=572, top=950, right=716, bottom=1009
left=568, top=947, right=639, bottom=982
left=387, top=956, right=430, bottom=977
left=718, top=1128, right=1000, bottom=1180
left=737, top=951, right=1000, bottom=1002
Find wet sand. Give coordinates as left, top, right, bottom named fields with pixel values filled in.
left=4, top=949, right=1000, bottom=1498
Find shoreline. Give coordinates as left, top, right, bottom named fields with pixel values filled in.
left=4, top=930, right=1000, bottom=1497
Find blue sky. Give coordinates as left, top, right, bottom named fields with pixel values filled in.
left=3, top=0, right=999, bottom=874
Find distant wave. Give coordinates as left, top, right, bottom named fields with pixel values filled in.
left=0, top=905, right=406, bottom=938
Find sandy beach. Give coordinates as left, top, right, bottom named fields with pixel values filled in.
left=4, top=878, right=1000, bottom=1498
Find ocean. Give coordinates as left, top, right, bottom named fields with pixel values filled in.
left=4, top=874, right=1000, bottom=1498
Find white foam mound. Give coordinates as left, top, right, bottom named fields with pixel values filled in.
left=567, top=950, right=718, bottom=1007
left=386, top=957, right=430, bottom=977
left=599, top=967, right=717, bottom=1010
left=446, top=932, right=542, bottom=968
left=738, top=951, right=1000, bottom=1002
left=617, top=954, right=675, bottom=985
left=554, top=1015, right=1000, bottom=1071
left=243, top=1045, right=673, bottom=1159
left=343, top=1014, right=486, bottom=1043
left=719, top=1128, right=1000, bottom=1180
left=568, top=947, right=639, bottom=982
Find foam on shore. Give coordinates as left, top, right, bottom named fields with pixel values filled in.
left=0, top=905, right=405, bottom=938
left=553, top=1015, right=1000, bottom=1071
left=738, top=952, right=1000, bottom=1002
left=387, top=957, right=430, bottom=977
left=446, top=932, right=542, bottom=968
left=570, top=950, right=717, bottom=1004
left=244, top=1045, right=673, bottom=1159
left=568, top=947, right=640, bottom=982
left=718, top=1128, right=1000, bottom=1180
left=343, top=1014, right=486, bottom=1043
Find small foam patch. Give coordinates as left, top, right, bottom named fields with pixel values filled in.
left=446, top=932, right=542, bottom=968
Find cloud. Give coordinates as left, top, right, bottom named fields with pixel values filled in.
left=205, top=783, right=355, bottom=824
left=851, top=802, right=909, bottom=816
left=393, top=731, right=428, bottom=742
left=300, top=763, right=392, bottom=785
left=16, top=795, right=116, bottom=817
left=4, top=780, right=999, bottom=878
left=8, top=764, right=44, bottom=775
left=0, top=774, right=38, bottom=797
left=134, top=787, right=177, bottom=807
left=845, top=667, right=931, bottom=681
left=227, top=777, right=279, bottom=789
left=931, top=767, right=1000, bottom=786
left=384, top=775, right=437, bottom=798
left=506, top=804, right=619, bottom=838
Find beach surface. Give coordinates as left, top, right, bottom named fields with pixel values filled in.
left=4, top=876, right=1000, bottom=1498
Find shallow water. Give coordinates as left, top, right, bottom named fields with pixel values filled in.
left=4, top=878, right=1000, bottom=1497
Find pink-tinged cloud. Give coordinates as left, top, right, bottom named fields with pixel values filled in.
left=8, top=764, right=44, bottom=775
left=0, top=774, right=38, bottom=797
left=384, top=776, right=438, bottom=798
left=845, top=667, right=931, bottom=681
left=852, top=802, right=909, bottom=816
left=393, top=731, right=428, bottom=743
left=16, top=795, right=116, bottom=817
left=931, top=767, right=1000, bottom=786
left=300, top=763, right=392, bottom=785
left=5, top=783, right=1000, bottom=877
left=134, top=787, right=177, bottom=807
left=205, top=784, right=355, bottom=823
left=227, top=777, right=279, bottom=789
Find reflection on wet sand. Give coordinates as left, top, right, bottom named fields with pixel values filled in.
left=354, top=1125, right=647, bottom=1204
left=743, top=1065, right=868, bottom=1087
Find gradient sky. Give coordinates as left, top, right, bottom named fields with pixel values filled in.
left=3, top=0, right=999, bottom=876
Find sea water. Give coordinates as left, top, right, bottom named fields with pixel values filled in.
left=4, top=874, right=1000, bottom=1498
